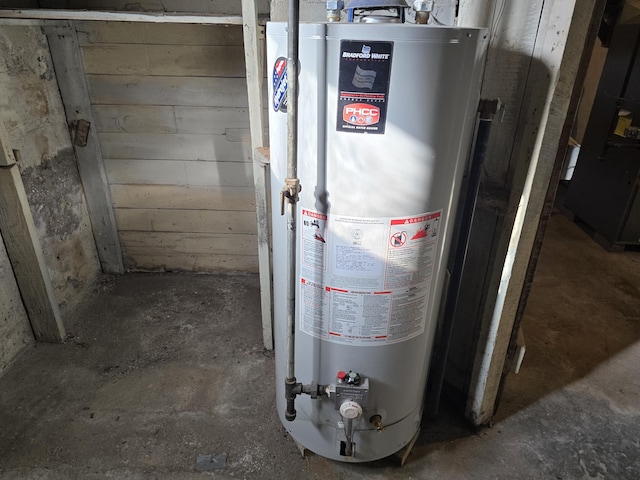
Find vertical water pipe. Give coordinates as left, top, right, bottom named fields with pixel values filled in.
left=283, top=0, right=301, bottom=421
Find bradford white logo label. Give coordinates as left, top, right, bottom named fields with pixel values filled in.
left=272, top=57, right=288, bottom=113
left=342, top=44, right=391, bottom=60
left=337, top=40, right=393, bottom=134
left=343, top=103, right=380, bottom=126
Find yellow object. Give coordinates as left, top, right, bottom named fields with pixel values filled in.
left=614, top=112, right=632, bottom=137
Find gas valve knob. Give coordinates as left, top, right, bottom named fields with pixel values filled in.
left=345, top=371, right=361, bottom=386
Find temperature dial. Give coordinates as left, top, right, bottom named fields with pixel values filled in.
left=339, top=401, right=363, bottom=420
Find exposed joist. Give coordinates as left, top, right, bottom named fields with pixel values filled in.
left=0, top=8, right=245, bottom=24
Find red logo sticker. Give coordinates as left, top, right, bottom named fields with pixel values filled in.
left=342, top=103, right=380, bottom=126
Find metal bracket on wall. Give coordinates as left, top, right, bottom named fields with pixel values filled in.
left=71, top=119, right=91, bottom=147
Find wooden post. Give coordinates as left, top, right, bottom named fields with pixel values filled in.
left=43, top=23, right=124, bottom=274
left=0, top=125, right=64, bottom=342
left=242, top=0, right=267, bottom=150
left=460, top=0, right=600, bottom=425
left=242, top=0, right=273, bottom=350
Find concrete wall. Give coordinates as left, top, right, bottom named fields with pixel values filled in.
left=0, top=230, right=33, bottom=374
left=0, top=26, right=101, bottom=316
left=270, top=0, right=326, bottom=22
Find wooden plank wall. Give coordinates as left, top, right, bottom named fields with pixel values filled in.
left=76, top=21, right=258, bottom=272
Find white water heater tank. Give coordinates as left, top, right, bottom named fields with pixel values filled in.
left=268, top=22, right=487, bottom=462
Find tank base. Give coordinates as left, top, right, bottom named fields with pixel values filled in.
left=287, top=410, right=420, bottom=467
left=286, top=427, right=421, bottom=465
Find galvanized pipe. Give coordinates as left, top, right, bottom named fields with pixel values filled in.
left=286, top=0, right=299, bottom=184
left=284, top=0, right=301, bottom=422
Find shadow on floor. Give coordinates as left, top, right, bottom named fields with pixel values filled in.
left=495, top=209, right=640, bottom=422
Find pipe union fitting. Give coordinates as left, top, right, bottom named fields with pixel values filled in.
left=412, top=0, right=434, bottom=12
left=327, top=9, right=341, bottom=22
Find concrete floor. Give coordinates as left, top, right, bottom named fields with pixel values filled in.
left=0, top=211, right=639, bottom=479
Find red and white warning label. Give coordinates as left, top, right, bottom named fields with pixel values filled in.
left=298, top=209, right=442, bottom=346
left=301, top=209, right=327, bottom=271
left=385, top=212, right=441, bottom=290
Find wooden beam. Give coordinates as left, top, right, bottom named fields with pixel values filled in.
left=495, top=0, right=608, bottom=413
left=242, top=0, right=267, bottom=150
left=0, top=158, right=64, bottom=342
left=463, top=0, right=600, bottom=426
left=74, top=21, right=245, bottom=46
left=0, top=9, right=245, bottom=24
left=43, top=23, right=124, bottom=274
left=451, top=0, right=543, bottom=414
left=242, top=0, right=273, bottom=350
left=253, top=147, right=272, bottom=350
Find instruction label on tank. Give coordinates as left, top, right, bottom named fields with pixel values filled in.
left=298, top=209, right=442, bottom=345
left=336, top=40, right=393, bottom=135
left=300, top=278, right=329, bottom=339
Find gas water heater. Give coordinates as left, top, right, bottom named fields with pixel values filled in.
left=268, top=13, right=487, bottom=462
